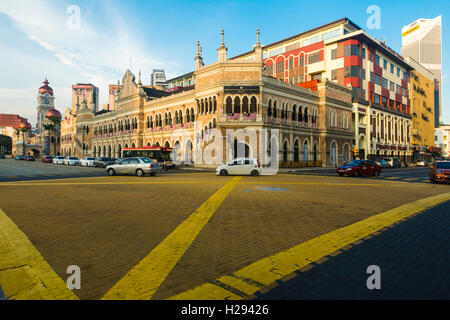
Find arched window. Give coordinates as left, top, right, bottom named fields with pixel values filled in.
left=292, top=105, right=297, bottom=121
left=268, top=100, right=272, bottom=117
left=303, top=140, right=308, bottom=161
left=298, top=106, right=303, bottom=122
left=131, top=142, right=136, bottom=148
left=209, top=97, right=213, bottom=113
left=213, top=97, right=217, bottom=113
left=191, top=108, right=195, bottom=122
left=273, top=100, right=278, bottom=118
left=250, top=96, right=257, bottom=114
left=175, top=111, right=178, bottom=124
left=186, top=109, right=190, bottom=123
left=304, top=107, right=308, bottom=124
left=233, top=96, right=240, bottom=114
left=226, top=97, right=232, bottom=114
left=201, top=99, right=204, bottom=114
left=213, top=118, right=217, bottom=128
left=242, top=96, right=249, bottom=115
left=343, top=144, right=350, bottom=162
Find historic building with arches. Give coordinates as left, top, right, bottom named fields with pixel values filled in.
left=60, top=30, right=353, bottom=168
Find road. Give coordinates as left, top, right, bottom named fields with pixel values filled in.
left=0, top=159, right=448, bottom=300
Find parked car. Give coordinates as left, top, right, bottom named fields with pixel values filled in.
left=106, top=157, right=161, bottom=176
left=94, top=157, right=118, bottom=168
left=0, top=154, right=5, bottom=159
left=337, top=160, right=381, bottom=177
left=15, top=155, right=25, bottom=160
left=80, top=157, right=96, bottom=167
left=383, top=157, right=401, bottom=168
left=429, top=161, right=450, bottom=184
left=25, top=155, right=35, bottom=161
left=216, top=158, right=261, bottom=176
left=64, top=157, right=80, bottom=166
left=53, top=156, right=66, bottom=165
left=42, top=156, right=54, bottom=163
left=416, top=160, right=427, bottom=167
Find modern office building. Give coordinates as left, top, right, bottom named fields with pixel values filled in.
left=401, top=16, right=442, bottom=127
left=233, top=18, right=414, bottom=162
left=150, top=69, right=168, bottom=89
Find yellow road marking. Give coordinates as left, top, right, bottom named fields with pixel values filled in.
left=384, top=177, right=399, bottom=180
left=102, top=177, right=242, bottom=300
left=0, top=209, right=79, bottom=300
left=168, top=192, right=450, bottom=300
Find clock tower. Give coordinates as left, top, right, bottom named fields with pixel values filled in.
left=36, top=78, right=55, bottom=134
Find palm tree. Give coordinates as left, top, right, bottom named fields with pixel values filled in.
left=43, top=116, right=61, bottom=156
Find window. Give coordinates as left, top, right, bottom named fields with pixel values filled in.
left=370, top=71, right=373, bottom=82
left=344, top=45, right=360, bottom=56
left=396, top=84, right=402, bottom=93
left=289, top=59, right=294, bottom=70
left=374, top=74, right=381, bottom=85
left=362, top=89, right=366, bottom=100
left=370, top=51, right=374, bottom=62
left=352, top=87, right=361, bottom=98
left=374, top=94, right=380, bottom=105
left=344, top=66, right=360, bottom=78
left=390, top=81, right=395, bottom=91
left=331, top=48, right=337, bottom=60
left=382, top=96, right=388, bottom=107
left=362, top=69, right=366, bottom=80
left=403, top=71, right=406, bottom=80
left=397, top=67, right=400, bottom=77
left=276, top=61, right=284, bottom=73
left=299, top=55, right=305, bottom=67
left=362, top=48, right=366, bottom=59
left=375, top=55, right=380, bottom=66
left=323, top=29, right=341, bottom=41
left=383, top=59, right=387, bottom=70
left=382, top=78, right=388, bottom=88
left=266, top=64, right=273, bottom=75
left=308, top=51, right=320, bottom=64
left=390, top=63, right=394, bottom=74
left=331, top=69, right=338, bottom=80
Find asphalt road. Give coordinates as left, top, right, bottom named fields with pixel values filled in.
left=0, top=162, right=448, bottom=300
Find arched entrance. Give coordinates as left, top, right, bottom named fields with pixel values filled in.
left=283, top=141, right=288, bottom=162
left=330, top=141, right=337, bottom=167
left=294, top=140, right=299, bottom=162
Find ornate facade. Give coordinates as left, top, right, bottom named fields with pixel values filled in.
left=60, top=31, right=354, bottom=168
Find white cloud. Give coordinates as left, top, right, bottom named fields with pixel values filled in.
left=0, top=0, right=174, bottom=124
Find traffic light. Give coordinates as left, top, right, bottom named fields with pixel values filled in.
left=353, top=147, right=358, bottom=156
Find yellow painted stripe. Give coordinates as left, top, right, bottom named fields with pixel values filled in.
left=169, top=192, right=450, bottom=300
left=0, top=181, right=225, bottom=186
left=102, top=177, right=242, bottom=300
left=0, top=209, right=79, bottom=300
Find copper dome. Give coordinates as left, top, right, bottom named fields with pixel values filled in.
left=39, top=78, right=54, bottom=95
left=45, top=108, right=61, bottom=120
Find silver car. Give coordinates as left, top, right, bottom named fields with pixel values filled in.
left=105, top=157, right=162, bottom=177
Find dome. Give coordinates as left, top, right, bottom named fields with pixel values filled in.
left=45, top=108, right=61, bottom=120
left=39, top=78, right=54, bottom=95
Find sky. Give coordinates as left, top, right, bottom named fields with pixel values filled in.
left=0, top=0, right=448, bottom=125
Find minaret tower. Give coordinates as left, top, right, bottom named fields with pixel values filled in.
left=36, top=78, right=55, bottom=135
left=217, top=28, right=228, bottom=63
left=195, top=40, right=204, bottom=70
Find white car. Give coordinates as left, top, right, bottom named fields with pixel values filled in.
left=64, top=156, right=80, bottom=166
left=53, top=156, right=66, bottom=165
left=80, top=157, right=96, bottom=167
left=216, top=158, right=261, bottom=176
left=416, top=160, right=427, bottom=167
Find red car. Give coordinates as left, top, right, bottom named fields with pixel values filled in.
left=430, top=161, right=450, bottom=184
left=42, top=156, right=54, bottom=163
left=337, top=160, right=381, bottom=177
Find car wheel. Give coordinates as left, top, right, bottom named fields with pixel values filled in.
left=150, top=173, right=156, bottom=177
left=250, top=170, right=259, bottom=176
left=353, top=171, right=360, bottom=177
left=219, top=169, right=228, bottom=176
left=339, top=173, right=344, bottom=176
left=136, top=169, right=144, bottom=177
left=373, top=171, right=379, bottom=177
left=108, top=168, right=115, bottom=176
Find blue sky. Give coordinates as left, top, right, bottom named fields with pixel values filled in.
left=0, top=0, right=448, bottom=125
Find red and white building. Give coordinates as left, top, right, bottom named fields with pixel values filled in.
left=233, top=18, right=414, bottom=161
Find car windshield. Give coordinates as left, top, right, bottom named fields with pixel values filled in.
left=436, top=162, right=450, bottom=169
left=346, top=160, right=363, bottom=166
left=87, top=157, right=95, bottom=160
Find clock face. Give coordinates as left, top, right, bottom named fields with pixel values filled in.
left=44, top=99, right=50, bottom=105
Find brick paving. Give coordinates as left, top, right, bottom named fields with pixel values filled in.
left=0, top=172, right=448, bottom=300
left=254, top=201, right=450, bottom=300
